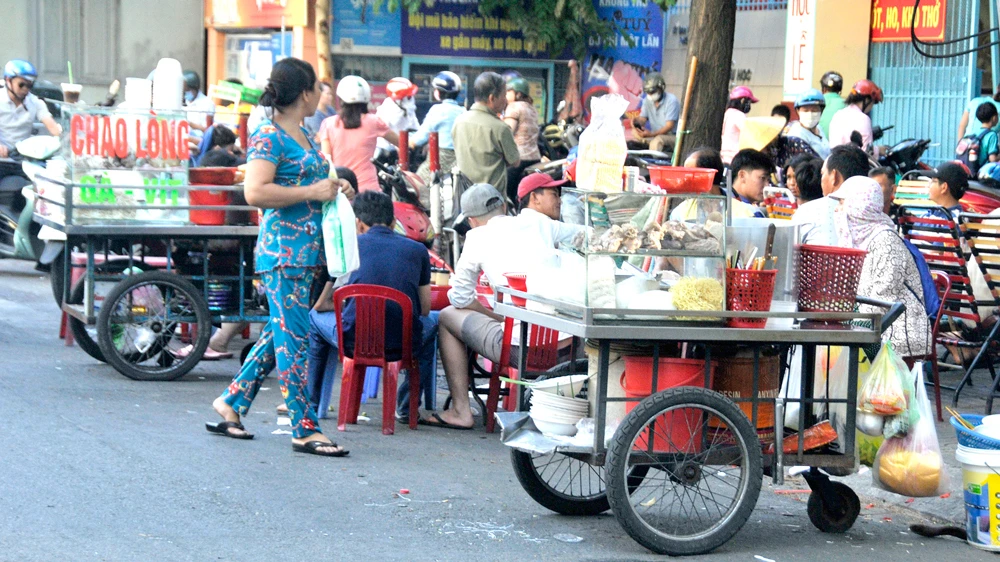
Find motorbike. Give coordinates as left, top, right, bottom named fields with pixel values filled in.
left=537, top=101, right=584, bottom=162
left=372, top=145, right=435, bottom=247
left=0, top=136, right=62, bottom=261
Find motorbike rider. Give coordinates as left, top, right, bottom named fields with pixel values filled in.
left=818, top=71, right=846, bottom=138
left=183, top=70, right=215, bottom=131
left=410, top=71, right=466, bottom=186
left=721, top=86, right=758, bottom=164
left=0, top=60, right=62, bottom=158
left=828, top=79, right=883, bottom=158
left=631, top=72, right=679, bottom=154
left=376, top=77, right=419, bottom=152
left=785, top=89, right=830, bottom=159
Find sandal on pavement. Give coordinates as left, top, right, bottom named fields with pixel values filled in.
left=205, top=420, right=254, bottom=440
left=276, top=403, right=289, bottom=416
left=418, top=413, right=474, bottom=430
left=176, top=345, right=233, bottom=360
left=292, top=440, right=349, bottom=457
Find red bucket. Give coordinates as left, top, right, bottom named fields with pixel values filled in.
left=504, top=272, right=528, bottom=307
left=621, top=356, right=713, bottom=453
left=797, top=245, right=867, bottom=313
left=189, top=189, right=231, bottom=226
left=726, top=268, right=777, bottom=328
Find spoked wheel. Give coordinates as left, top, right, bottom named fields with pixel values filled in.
left=68, top=261, right=148, bottom=363
left=97, top=271, right=210, bottom=381
left=511, top=450, right=649, bottom=516
left=606, top=388, right=763, bottom=556
left=807, top=481, right=860, bottom=533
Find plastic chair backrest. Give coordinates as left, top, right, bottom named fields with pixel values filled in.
left=897, top=205, right=980, bottom=323
left=930, top=270, right=951, bottom=338
left=497, top=317, right=560, bottom=373
left=959, top=213, right=1000, bottom=313
left=333, top=284, right=414, bottom=366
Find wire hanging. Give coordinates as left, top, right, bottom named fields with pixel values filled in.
left=909, top=0, right=1000, bottom=59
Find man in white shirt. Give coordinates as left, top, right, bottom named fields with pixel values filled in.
left=792, top=144, right=870, bottom=245
left=0, top=59, right=62, bottom=157
left=183, top=71, right=215, bottom=131
left=423, top=174, right=584, bottom=429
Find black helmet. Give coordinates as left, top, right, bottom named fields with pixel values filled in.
left=820, top=71, right=843, bottom=93
left=643, top=72, right=666, bottom=95
left=183, top=70, right=200, bottom=90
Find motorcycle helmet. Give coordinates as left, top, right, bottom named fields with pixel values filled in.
left=850, top=79, right=883, bottom=103
left=643, top=72, right=666, bottom=95
left=794, top=88, right=826, bottom=109
left=506, top=77, right=530, bottom=97
left=4, top=59, right=37, bottom=83
left=979, top=161, right=1000, bottom=188
left=182, top=70, right=201, bottom=90
left=431, top=71, right=462, bottom=95
left=729, top=85, right=759, bottom=103
left=501, top=70, right=522, bottom=83
left=336, top=75, right=372, bottom=104
left=386, top=77, right=418, bottom=101
left=820, top=71, right=843, bottom=92
left=542, top=124, right=564, bottom=149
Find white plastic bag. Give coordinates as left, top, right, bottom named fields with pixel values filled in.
left=576, top=94, right=630, bottom=193
left=322, top=192, right=359, bottom=278
left=872, top=365, right=947, bottom=497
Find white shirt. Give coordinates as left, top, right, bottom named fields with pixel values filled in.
left=790, top=196, right=839, bottom=246
left=0, top=89, right=52, bottom=149
left=828, top=104, right=879, bottom=158
left=247, top=105, right=272, bottom=137
left=785, top=121, right=830, bottom=159
left=448, top=208, right=585, bottom=308
left=185, top=91, right=215, bottom=129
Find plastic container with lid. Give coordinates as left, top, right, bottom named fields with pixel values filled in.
left=152, top=58, right=184, bottom=111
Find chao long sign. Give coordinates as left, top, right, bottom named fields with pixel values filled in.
left=871, top=0, right=946, bottom=43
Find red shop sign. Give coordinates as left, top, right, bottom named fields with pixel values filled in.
left=871, top=0, right=946, bottom=43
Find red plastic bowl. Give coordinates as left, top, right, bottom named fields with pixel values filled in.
left=647, top=166, right=716, bottom=194
left=189, top=167, right=238, bottom=186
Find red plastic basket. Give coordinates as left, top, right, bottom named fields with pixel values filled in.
left=796, top=244, right=868, bottom=313
left=647, top=166, right=716, bottom=194
left=726, top=268, right=777, bottom=328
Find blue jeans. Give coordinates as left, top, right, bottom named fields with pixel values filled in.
left=307, top=309, right=439, bottom=418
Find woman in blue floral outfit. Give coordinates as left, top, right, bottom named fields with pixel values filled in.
left=206, top=58, right=354, bottom=457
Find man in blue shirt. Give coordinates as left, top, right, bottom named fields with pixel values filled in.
left=630, top=72, right=680, bottom=153
left=307, top=191, right=437, bottom=420
left=411, top=71, right=466, bottom=186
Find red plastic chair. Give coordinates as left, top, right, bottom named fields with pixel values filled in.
left=914, top=271, right=950, bottom=422
left=334, top=285, right=420, bottom=435
left=483, top=317, right=560, bottom=433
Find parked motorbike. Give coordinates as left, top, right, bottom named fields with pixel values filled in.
left=537, top=101, right=584, bottom=162
left=372, top=145, right=435, bottom=247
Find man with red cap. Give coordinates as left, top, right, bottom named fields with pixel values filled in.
left=421, top=173, right=584, bottom=429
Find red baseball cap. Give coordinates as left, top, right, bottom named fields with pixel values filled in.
left=517, top=172, right=568, bottom=200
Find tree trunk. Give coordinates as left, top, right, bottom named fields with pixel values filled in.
left=316, top=0, right=332, bottom=82
left=680, top=0, right=737, bottom=157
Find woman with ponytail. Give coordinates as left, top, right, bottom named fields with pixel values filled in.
left=207, top=57, right=354, bottom=458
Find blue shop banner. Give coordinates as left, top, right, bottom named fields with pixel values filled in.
left=582, top=0, right=664, bottom=120
left=331, top=0, right=402, bottom=54
left=400, top=0, right=565, bottom=60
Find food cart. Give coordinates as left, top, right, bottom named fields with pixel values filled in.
left=490, top=182, right=905, bottom=555
left=32, top=105, right=265, bottom=381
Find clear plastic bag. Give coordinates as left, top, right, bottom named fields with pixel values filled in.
left=858, top=342, right=911, bottom=416
left=322, top=192, right=359, bottom=278
left=576, top=94, right=630, bottom=193
left=872, top=365, right=947, bottom=497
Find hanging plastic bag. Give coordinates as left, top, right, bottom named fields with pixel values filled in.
left=322, top=192, right=359, bottom=278
left=881, top=360, right=923, bottom=440
left=576, top=94, right=630, bottom=193
left=858, top=342, right=911, bottom=416
left=873, top=365, right=947, bottom=497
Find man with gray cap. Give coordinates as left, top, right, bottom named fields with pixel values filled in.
left=422, top=176, right=583, bottom=429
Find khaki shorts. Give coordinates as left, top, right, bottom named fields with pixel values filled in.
left=460, top=311, right=519, bottom=365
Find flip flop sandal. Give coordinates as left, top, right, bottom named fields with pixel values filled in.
left=276, top=404, right=289, bottom=416
left=205, top=420, right=254, bottom=440
left=417, top=412, right=474, bottom=430
left=202, top=348, right=234, bottom=360
left=292, top=440, right=350, bottom=457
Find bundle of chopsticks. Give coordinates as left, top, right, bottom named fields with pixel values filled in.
left=727, top=248, right=776, bottom=271
left=947, top=406, right=975, bottom=430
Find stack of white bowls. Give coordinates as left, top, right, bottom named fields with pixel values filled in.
left=530, top=390, right=589, bottom=436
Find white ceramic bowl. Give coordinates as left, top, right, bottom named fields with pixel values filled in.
left=530, top=405, right=586, bottom=423
left=530, top=413, right=578, bottom=436
left=981, top=414, right=1000, bottom=427
left=530, top=391, right=589, bottom=409
left=975, top=424, right=1000, bottom=441
left=530, top=400, right=589, bottom=418
left=530, top=374, right=589, bottom=398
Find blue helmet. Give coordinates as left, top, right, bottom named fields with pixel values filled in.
left=794, top=88, right=826, bottom=109
left=4, top=59, right=37, bottom=82
left=431, top=71, right=462, bottom=94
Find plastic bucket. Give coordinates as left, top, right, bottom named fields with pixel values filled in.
left=189, top=189, right=231, bottom=225
left=957, top=445, right=1000, bottom=551
left=621, top=356, right=713, bottom=453
left=709, top=352, right=781, bottom=444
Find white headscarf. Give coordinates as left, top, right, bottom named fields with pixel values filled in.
left=831, top=176, right=895, bottom=250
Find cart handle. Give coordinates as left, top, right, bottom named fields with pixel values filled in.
left=855, top=296, right=905, bottom=335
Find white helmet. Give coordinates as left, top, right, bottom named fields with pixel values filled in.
left=336, top=75, right=371, bottom=104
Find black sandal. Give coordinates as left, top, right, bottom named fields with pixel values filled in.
left=205, top=420, right=254, bottom=440
left=292, top=440, right=349, bottom=457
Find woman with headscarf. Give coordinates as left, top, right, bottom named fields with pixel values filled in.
left=831, top=177, right=931, bottom=358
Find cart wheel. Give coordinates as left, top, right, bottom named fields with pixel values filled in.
left=50, top=249, right=65, bottom=306
left=807, top=482, right=860, bottom=533
left=510, top=450, right=648, bottom=516
left=606, top=388, right=763, bottom=556
left=97, top=271, right=211, bottom=381
left=67, top=262, right=148, bottom=363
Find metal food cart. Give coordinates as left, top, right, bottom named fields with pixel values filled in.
left=492, top=288, right=903, bottom=556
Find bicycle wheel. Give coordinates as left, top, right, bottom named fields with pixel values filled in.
left=68, top=262, right=148, bottom=363
left=606, top=388, right=762, bottom=556
left=97, top=271, right=210, bottom=381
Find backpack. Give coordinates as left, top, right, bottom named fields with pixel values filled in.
left=900, top=236, right=942, bottom=319
left=956, top=128, right=995, bottom=176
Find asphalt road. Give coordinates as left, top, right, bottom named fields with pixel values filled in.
left=0, top=259, right=985, bottom=561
